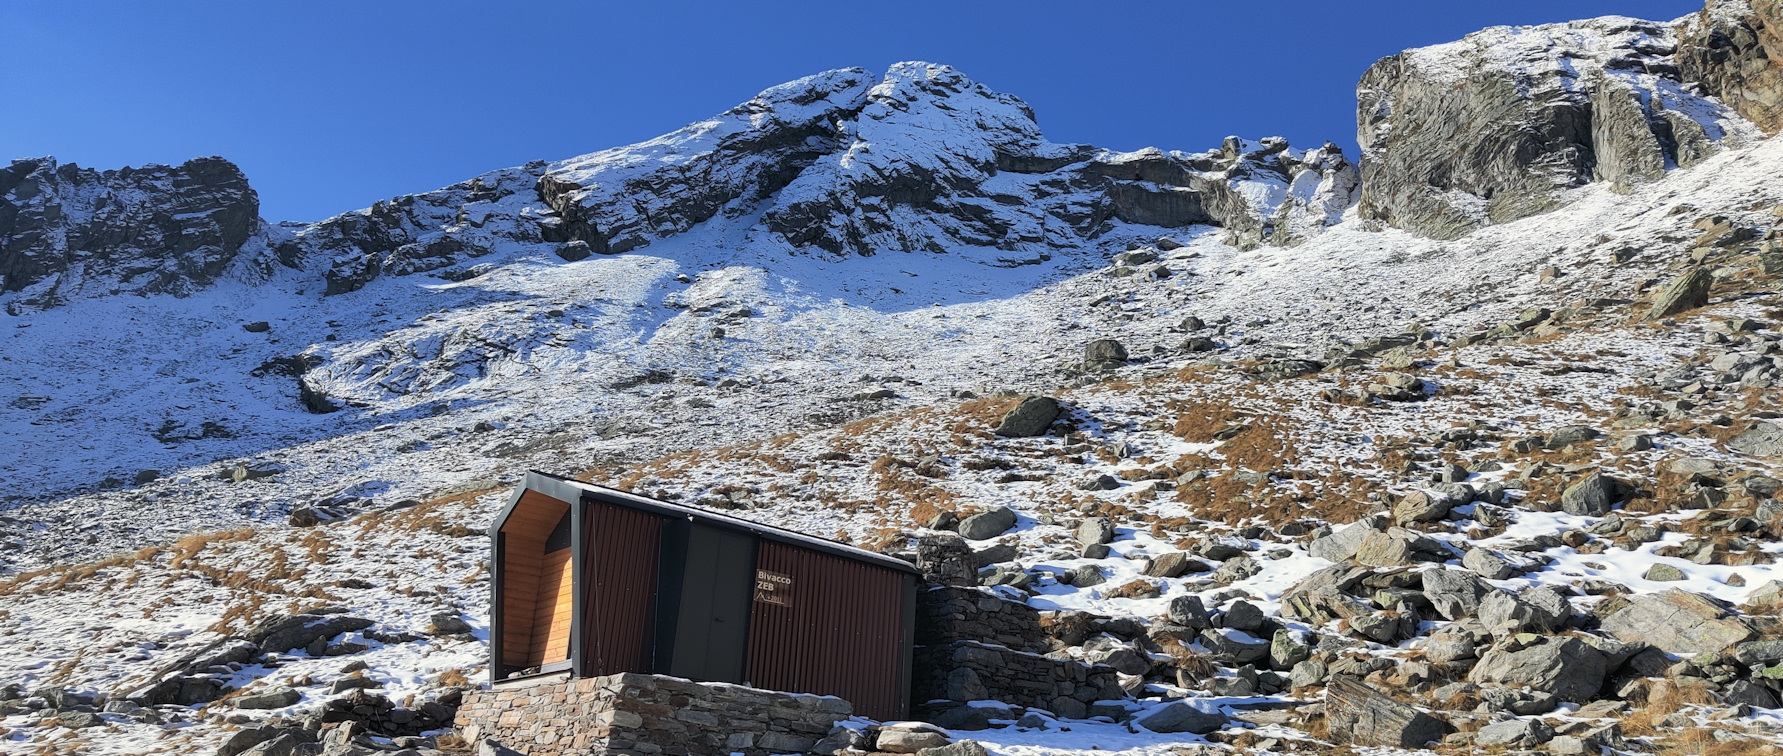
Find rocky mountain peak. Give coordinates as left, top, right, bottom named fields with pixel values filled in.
left=285, top=61, right=1358, bottom=296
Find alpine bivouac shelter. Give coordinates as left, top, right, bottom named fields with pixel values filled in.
left=487, top=471, right=919, bottom=720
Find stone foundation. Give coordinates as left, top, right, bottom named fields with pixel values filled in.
left=454, top=672, right=851, bottom=756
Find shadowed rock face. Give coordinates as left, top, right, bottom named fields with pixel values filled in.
left=1678, top=0, right=1783, bottom=134
left=1356, top=15, right=1756, bottom=240
left=0, top=156, right=260, bottom=311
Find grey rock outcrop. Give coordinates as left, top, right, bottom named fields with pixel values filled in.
left=1677, top=0, right=1783, bottom=134
left=248, top=612, right=375, bottom=653
left=1356, top=16, right=1753, bottom=239
left=1599, top=588, right=1755, bottom=654
left=992, top=396, right=1061, bottom=437
left=1477, top=717, right=1555, bottom=748
left=1133, top=701, right=1228, bottom=734
left=956, top=506, right=1018, bottom=541
left=1646, top=267, right=1715, bottom=320
left=1468, top=635, right=1606, bottom=702
left=233, top=686, right=301, bottom=709
left=1422, top=568, right=1491, bottom=620
left=1729, top=421, right=1783, bottom=457
left=0, top=156, right=263, bottom=311
left=1560, top=472, right=1632, bottom=516
left=278, top=63, right=1360, bottom=302
left=1324, top=676, right=1446, bottom=748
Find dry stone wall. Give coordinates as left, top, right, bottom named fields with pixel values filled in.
left=916, top=585, right=1050, bottom=654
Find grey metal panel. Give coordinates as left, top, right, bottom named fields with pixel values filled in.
left=521, top=470, right=917, bottom=574
left=665, top=522, right=757, bottom=683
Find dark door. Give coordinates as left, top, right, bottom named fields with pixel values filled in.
left=655, top=521, right=757, bottom=682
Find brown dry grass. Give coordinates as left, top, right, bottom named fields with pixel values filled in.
left=1620, top=681, right=1722, bottom=737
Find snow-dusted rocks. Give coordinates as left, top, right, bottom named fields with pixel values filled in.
left=1468, top=635, right=1607, bottom=703
left=1599, top=588, right=1756, bottom=654
left=543, top=67, right=876, bottom=257
left=279, top=161, right=559, bottom=295
left=0, top=156, right=264, bottom=311
left=1678, top=0, right=1783, bottom=134
left=279, top=62, right=1361, bottom=296
left=1357, top=16, right=1757, bottom=239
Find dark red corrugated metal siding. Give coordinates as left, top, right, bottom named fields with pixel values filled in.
left=582, top=500, right=662, bottom=676
left=745, top=540, right=908, bottom=720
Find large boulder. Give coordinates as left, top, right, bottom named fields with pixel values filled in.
left=1478, top=587, right=1573, bottom=637
left=1308, top=518, right=1384, bottom=563
left=1645, top=267, right=1715, bottom=320
left=1468, top=636, right=1606, bottom=702
left=1133, top=701, right=1229, bottom=734
left=1560, top=472, right=1632, bottom=516
left=1599, top=589, right=1755, bottom=655
left=0, top=156, right=262, bottom=311
left=1082, top=339, right=1129, bottom=371
left=1075, top=517, right=1116, bottom=547
left=992, top=395, right=1061, bottom=437
left=1421, top=569, right=1491, bottom=620
left=233, top=687, right=301, bottom=710
left=1324, top=676, right=1446, bottom=748
left=1476, top=717, right=1555, bottom=748
left=1729, top=421, right=1783, bottom=457
left=956, top=506, right=1018, bottom=541
left=1356, top=16, right=1754, bottom=239
left=248, top=612, right=375, bottom=653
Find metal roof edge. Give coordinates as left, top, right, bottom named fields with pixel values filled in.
left=522, top=469, right=919, bottom=575
left=486, top=470, right=582, bottom=536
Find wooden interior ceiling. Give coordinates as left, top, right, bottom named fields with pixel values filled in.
left=499, top=490, right=572, bottom=670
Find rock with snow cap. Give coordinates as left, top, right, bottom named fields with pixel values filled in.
left=1357, top=16, right=1755, bottom=239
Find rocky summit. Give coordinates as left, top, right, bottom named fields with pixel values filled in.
left=4, top=2, right=1783, bottom=756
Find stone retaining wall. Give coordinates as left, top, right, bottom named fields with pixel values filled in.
left=916, top=585, right=1049, bottom=654
left=912, top=640, right=1126, bottom=719
left=455, top=672, right=851, bottom=756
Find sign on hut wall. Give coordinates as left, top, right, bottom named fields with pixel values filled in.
left=754, top=569, right=792, bottom=607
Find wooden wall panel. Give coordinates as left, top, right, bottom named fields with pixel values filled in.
left=530, top=549, right=574, bottom=666
left=498, top=491, right=569, bottom=671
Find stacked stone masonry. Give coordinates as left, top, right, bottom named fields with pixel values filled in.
left=455, top=672, right=851, bottom=756
left=916, top=585, right=1050, bottom=654
left=911, top=585, right=1126, bottom=718
left=912, top=641, right=1125, bottom=720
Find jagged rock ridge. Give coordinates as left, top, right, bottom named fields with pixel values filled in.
left=0, top=156, right=264, bottom=311
left=1, top=64, right=1361, bottom=311
left=298, top=62, right=1362, bottom=295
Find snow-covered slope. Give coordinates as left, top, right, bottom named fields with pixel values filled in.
left=2, top=10, right=1783, bottom=755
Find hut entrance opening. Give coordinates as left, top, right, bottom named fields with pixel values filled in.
left=497, top=491, right=574, bottom=673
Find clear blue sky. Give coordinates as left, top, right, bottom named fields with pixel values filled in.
left=1, top=1, right=1701, bottom=222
